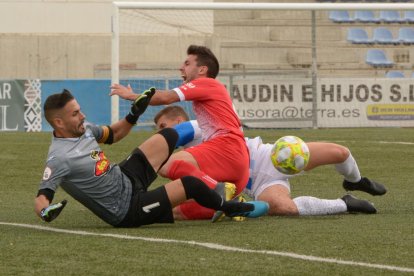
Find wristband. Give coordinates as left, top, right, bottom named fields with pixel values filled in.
left=125, top=113, right=139, bottom=125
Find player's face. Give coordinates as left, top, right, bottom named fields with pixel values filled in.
left=155, top=114, right=183, bottom=130
left=179, top=54, right=206, bottom=83
left=57, top=99, right=86, bottom=137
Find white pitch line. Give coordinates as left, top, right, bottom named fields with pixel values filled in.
left=1, top=222, right=413, bottom=273
left=377, top=141, right=414, bottom=145
left=320, top=140, right=414, bottom=146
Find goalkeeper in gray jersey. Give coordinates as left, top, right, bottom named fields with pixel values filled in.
left=34, top=89, right=268, bottom=227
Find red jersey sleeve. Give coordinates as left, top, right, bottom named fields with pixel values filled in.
left=175, top=78, right=222, bottom=101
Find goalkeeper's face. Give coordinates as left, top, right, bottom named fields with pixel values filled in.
left=54, top=99, right=86, bottom=138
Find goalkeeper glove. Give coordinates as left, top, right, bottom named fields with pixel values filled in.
left=125, top=87, right=156, bottom=124
left=40, top=199, right=67, bottom=222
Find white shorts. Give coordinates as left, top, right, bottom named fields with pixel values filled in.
left=243, top=137, right=303, bottom=200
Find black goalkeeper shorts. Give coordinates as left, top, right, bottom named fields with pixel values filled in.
left=116, top=185, right=174, bottom=227
left=119, top=148, right=157, bottom=192
left=116, top=148, right=174, bottom=227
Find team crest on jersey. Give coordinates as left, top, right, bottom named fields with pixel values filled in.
left=90, top=150, right=110, bottom=176
left=185, top=82, right=195, bottom=89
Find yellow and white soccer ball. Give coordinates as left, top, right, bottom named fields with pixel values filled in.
left=270, top=136, right=310, bottom=175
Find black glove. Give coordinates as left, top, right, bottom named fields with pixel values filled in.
left=125, top=87, right=156, bottom=124
left=40, top=199, right=67, bottom=222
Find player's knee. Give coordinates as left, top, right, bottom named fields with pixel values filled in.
left=335, top=145, right=350, bottom=163
left=157, top=128, right=178, bottom=157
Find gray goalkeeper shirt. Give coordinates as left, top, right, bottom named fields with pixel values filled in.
left=39, top=122, right=132, bottom=226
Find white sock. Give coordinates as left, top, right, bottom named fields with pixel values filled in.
left=293, top=196, right=347, bottom=215
left=335, top=153, right=361, bottom=183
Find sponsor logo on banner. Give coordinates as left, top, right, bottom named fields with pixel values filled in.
left=367, top=104, right=414, bottom=120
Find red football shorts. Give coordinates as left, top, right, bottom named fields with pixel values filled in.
left=179, top=134, right=250, bottom=219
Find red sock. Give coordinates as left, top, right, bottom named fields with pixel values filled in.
left=178, top=201, right=215, bottom=220
left=167, top=160, right=217, bottom=189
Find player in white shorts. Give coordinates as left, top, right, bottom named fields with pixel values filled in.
left=245, top=136, right=294, bottom=198
left=154, top=106, right=388, bottom=218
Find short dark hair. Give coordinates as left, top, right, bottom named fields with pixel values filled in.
left=44, top=89, right=74, bottom=125
left=187, top=45, right=219, bottom=79
left=154, top=105, right=189, bottom=124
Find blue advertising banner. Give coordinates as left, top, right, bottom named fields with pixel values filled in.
left=1, top=78, right=193, bottom=132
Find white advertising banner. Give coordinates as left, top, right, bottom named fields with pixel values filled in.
left=225, top=76, right=414, bottom=128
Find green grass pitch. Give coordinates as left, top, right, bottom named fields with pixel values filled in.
left=1, top=128, right=413, bottom=275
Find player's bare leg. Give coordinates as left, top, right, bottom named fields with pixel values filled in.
left=164, top=179, right=188, bottom=206
left=257, top=185, right=299, bottom=216
left=138, top=131, right=174, bottom=172
left=257, top=184, right=375, bottom=215
left=306, top=142, right=386, bottom=195
left=305, top=142, right=349, bottom=171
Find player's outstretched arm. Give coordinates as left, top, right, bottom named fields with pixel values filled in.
left=109, top=83, right=138, bottom=101
left=34, top=195, right=50, bottom=217
left=111, top=87, right=155, bottom=129
left=35, top=195, right=67, bottom=222
left=149, top=89, right=180, bottom=105
left=110, top=84, right=179, bottom=105
left=107, top=88, right=156, bottom=143
left=129, top=88, right=156, bottom=117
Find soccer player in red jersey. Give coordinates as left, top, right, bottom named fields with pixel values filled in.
left=111, top=45, right=249, bottom=220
